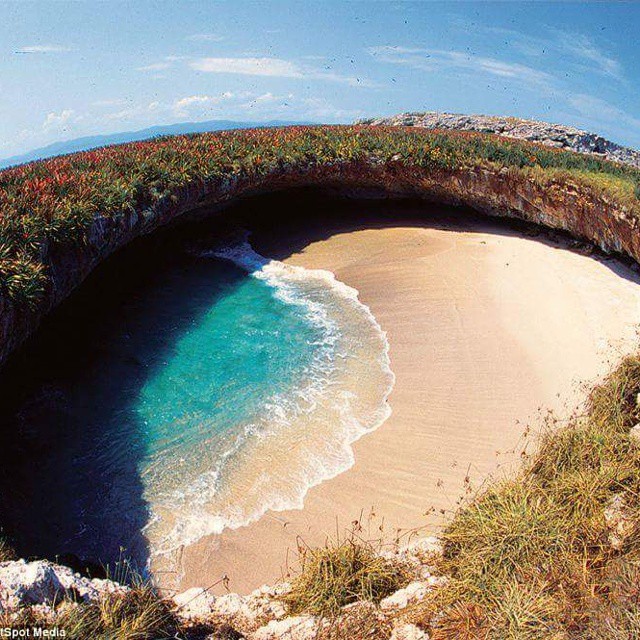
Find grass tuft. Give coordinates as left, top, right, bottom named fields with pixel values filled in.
left=284, top=533, right=412, bottom=617
left=0, top=535, right=16, bottom=562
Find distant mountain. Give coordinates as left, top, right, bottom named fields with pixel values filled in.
left=0, top=119, right=309, bottom=169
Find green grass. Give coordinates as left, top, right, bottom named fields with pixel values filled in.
left=408, top=354, right=640, bottom=640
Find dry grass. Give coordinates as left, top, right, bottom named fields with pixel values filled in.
left=283, top=532, right=412, bottom=617
left=406, top=354, right=640, bottom=639
left=0, top=535, right=16, bottom=562
left=0, top=576, right=183, bottom=640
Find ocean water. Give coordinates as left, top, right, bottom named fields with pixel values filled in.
left=0, top=236, right=393, bottom=567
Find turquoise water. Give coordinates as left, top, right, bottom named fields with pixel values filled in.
left=0, top=237, right=393, bottom=567
left=137, top=260, right=327, bottom=493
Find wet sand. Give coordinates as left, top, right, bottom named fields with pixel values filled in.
left=162, top=211, right=640, bottom=595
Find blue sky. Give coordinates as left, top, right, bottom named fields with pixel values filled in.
left=1, top=1, right=638, bottom=159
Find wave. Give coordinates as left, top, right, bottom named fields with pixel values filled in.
left=146, top=235, right=395, bottom=557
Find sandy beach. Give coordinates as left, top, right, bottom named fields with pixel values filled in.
left=164, top=208, right=640, bottom=595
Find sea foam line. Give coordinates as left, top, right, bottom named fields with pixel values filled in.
left=150, top=235, right=395, bottom=556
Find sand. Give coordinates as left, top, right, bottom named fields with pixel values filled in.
left=161, top=211, right=640, bottom=595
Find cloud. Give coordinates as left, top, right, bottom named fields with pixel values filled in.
left=190, top=56, right=375, bottom=87
left=137, top=61, right=173, bottom=72
left=15, top=45, right=72, bottom=54
left=173, top=93, right=235, bottom=116
left=186, top=33, right=224, bottom=42
left=42, top=109, right=76, bottom=131
left=369, top=46, right=553, bottom=88
left=450, top=20, right=624, bottom=81
left=190, top=57, right=303, bottom=77
left=567, top=93, right=640, bottom=132
left=557, top=31, right=622, bottom=79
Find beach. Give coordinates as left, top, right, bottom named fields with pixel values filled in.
left=165, top=209, right=640, bottom=595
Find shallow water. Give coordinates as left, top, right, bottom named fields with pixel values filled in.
left=0, top=234, right=392, bottom=568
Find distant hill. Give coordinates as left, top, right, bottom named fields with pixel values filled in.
left=358, top=112, right=640, bottom=169
left=0, top=119, right=309, bottom=169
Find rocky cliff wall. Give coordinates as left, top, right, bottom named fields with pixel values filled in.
left=2, top=156, right=639, bottom=369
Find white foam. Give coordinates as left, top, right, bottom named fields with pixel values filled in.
left=147, top=234, right=395, bottom=557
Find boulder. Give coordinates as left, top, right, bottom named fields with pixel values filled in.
left=174, top=582, right=290, bottom=634
left=0, top=559, right=129, bottom=612
left=252, top=615, right=320, bottom=640
left=0, top=560, right=65, bottom=607
left=173, top=587, right=217, bottom=620
left=380, top=581, right=432, bottom=611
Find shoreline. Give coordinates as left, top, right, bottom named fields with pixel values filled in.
left=157, top=209, right=640, bottom=595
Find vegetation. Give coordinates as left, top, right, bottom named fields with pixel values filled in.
left=407, top=354, right=640, bottom=639
left=0, top=535, right=16, bottom=562
left=0, top=582, right=181, bottom=640
left=284, top=532, right=412, bottom=616
left=1, top=125, right=640, bottom=307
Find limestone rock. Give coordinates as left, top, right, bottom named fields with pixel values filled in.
left=252, top=615, right=320, bottom=640
left=173, top=587, right=217, bottom=620
left=174, top=582, right=290, bottom=634
left=629, top=423, right=640, bottom=445
left=0, top=559, right=128, bottom=612
left=391, top=623, right=430, bottom=640
left=0, top=560, right=65, bottom=608
left=380, top=581, right=434, bottom=611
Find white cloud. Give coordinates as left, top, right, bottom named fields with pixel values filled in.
left=16, top=45, right=72, bottom=54
left=173, top=93, right=236, bottom=116
left=190, top=57, right=303, bottom=77
left=368, top=46, right=553, bottom=88
left=557, top=31, right=622, bottom=79
left=42, top=109, right=75, bottom=131
left=567, top=94, right=640, bottom=132
left=186, top=33, right=224, bottom=42
left=104, top=102, right=161, bottom=122
left=137, top=61, right=172, bottom=72
left=190, top=56, right=375, bottom=87
left=450, top=20, right=624, bottom=81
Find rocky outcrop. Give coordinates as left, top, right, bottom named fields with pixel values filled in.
left=0, top=559, right=127, bottom=612
left=0, top=538, right=442, bottom=638
left=358, top=112, right=640, bottom=169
